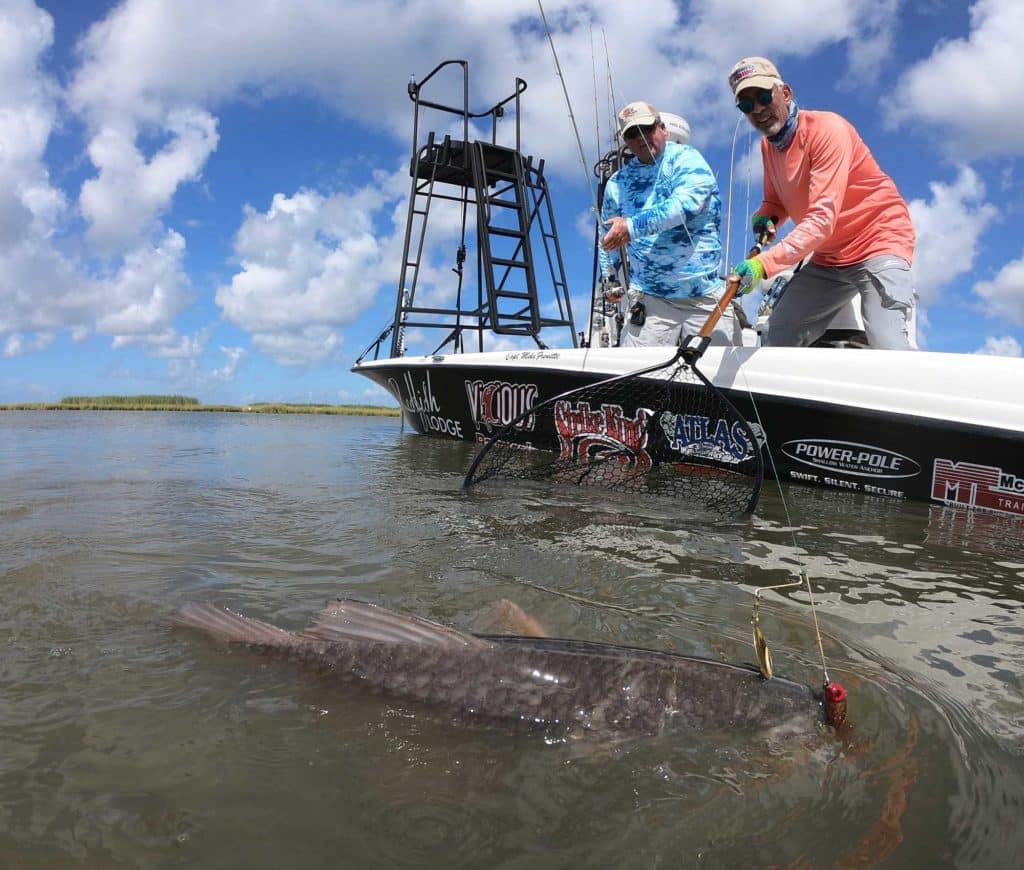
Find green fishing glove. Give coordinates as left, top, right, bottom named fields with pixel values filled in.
left=731, top=257, right=766, bottom=295
left=751, top=213, right=778, bottom=242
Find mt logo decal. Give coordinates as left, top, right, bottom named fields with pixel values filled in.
left=932, top=460, right=1024, bottom=516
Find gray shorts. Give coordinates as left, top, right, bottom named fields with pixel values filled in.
left=764, top=255, right=918, bottom=350
left=620, top=284, right=741, bottom=348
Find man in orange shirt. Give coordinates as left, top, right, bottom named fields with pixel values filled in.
left=727, top=57, right=918, bottom=349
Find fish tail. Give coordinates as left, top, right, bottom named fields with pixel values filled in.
left=172, top=602, right=294, bottom=647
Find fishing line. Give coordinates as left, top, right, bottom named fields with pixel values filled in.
left=602, top=28, right=618, bottom=133
left=537, top=0, right=600, bottom=217
left=590, top=25, right=601, bottom=164
left=596, top=26, right=634, bottom=290
left=539, top=4, right=631, bottom=337
left=723, top=116, right=747, bottom=273
left=510, top=575, right=677, bottom=620
left=723, top=106, right=833, bottom=685
left=737, top=364, right=832, bottom=686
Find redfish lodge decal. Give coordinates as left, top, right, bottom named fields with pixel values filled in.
left=553, top=401, right=653, bottom=471
left=387, top=370, right=464, bottom=437
left=659, top=412, right=754, bottom=464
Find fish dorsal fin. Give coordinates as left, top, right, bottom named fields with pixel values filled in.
left=299, top=599, right=488, bottom=649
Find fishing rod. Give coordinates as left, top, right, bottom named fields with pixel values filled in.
left=594, top=34, right=631, bottom=346
left=537, top=2, right=630, bottom=347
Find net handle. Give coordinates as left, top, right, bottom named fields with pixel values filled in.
left=700, top=273, right=741, bottom=339
left=681, top=273, right=742, bottom=363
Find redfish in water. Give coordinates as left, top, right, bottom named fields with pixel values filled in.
left=172, top=599, right=847, bottom=736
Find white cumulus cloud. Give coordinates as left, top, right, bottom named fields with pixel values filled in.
left=79, top=108, right=218, bottom=252
left=973, top=254, right=1024, bottom=324
left=97, top=230, right=194, bottom=339
left=0, top=3, right=203, bottom=363
left=975, top=335, right=1022, bottom=357
left=907, top=166, right=998, bottom=306
left=251, top=326, right=343, bottom=368
left=885, top=0, right=1024, bottom=157
left=216, top=177, right=403, bottom=365
left=4, top=330, right=53, bottom=358
left=211, top=346, right=246, bottom=381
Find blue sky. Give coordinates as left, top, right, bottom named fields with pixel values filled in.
left=1, top=0, right=1022, bottom=405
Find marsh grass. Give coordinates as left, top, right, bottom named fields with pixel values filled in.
left=0, top=396, right=400, bottom=416
left=245, top=403, right=399, bottom=416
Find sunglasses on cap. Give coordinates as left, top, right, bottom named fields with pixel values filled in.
left=735, top=88, right=775, bottom=113
left=622, top=122, right=658, bottom=140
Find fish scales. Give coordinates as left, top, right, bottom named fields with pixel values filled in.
left=173, top=600, right=825, bottom=736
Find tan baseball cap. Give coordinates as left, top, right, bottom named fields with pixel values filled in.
left=617, top=101, right=660, bottom=131
left=728, top=57, right=782, bottom=95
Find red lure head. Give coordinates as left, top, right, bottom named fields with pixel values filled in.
left=823, top=682, right=848, bottom=729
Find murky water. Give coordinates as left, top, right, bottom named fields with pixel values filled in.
left=1, top=411, right=1022, bottom=868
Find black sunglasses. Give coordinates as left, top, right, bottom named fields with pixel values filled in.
left=736, top=89, right=775, bottom=113
left=623, top=122, right=658, bottom=140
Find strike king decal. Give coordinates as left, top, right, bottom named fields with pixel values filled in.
left=659, top=412, right=754, bottom=464
left=932, top=459, right=1024, bottom=516
left=465, top=379, right=538, bottom=433
left=553, top=401, right=653, bottom=471
left=387, top=371, right=464, bottom=438
left=782, top=439, right=921, bottom=479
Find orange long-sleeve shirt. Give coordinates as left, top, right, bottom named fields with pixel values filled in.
left=757, top=110, right=915, bottom=278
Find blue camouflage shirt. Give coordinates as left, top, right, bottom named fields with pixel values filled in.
left=599, top=141, right=723, bottom=298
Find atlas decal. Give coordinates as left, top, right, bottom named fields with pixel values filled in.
left=553, top=401, right=652, bottom=471
left=931, top=459, right=1024, bottom=516
left=465, top=379, right=538, bottom=433
left=660, top=412, right=754, bottom=464
left=782, top=439, right=920, bottom=479
left=387, top=371, right=464, bottom=438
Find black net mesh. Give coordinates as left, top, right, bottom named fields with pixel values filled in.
left=464, top=357, right=764, bottom=515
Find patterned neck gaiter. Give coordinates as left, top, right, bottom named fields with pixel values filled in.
left=768, top=100, right=800, bottom=151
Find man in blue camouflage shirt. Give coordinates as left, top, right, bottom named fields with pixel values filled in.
left=600, top=101, right=738, bottom=347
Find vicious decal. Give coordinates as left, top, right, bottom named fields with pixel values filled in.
left=465, top=379, right=538, bottom=433
left=931, top=459, right=1024, bottom=516
left=782, top=439, right=920, bottom=479
left=659, top=412, right=754, bottom=464
left=553, top=401, right=653, bottom=471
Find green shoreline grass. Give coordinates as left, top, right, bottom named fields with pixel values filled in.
left=0, top=395, right=400, bottom=416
